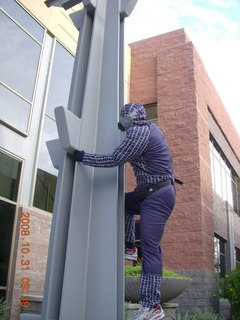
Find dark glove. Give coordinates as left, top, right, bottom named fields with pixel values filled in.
left=74, top=150, right=85, bottom=162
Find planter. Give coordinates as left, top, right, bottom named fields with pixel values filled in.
left=125, top=276, right=192, bottom=303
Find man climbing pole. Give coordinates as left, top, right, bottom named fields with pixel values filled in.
left=74, top=102, right=181, bottom=320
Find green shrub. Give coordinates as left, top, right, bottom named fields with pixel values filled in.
left=177, top=311, right=189, bottom=320
left=0, top=298, right=9, bottom=320
left=189, top=309, right=224, bottom=320
left=124, top=265, right=142, bottom=276
left=177, top=309, right=224, bottom=320
left=124, top=264, right=190, bottom=279
left=215, top=264, right=240, bottom=319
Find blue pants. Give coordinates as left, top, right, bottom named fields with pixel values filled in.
left=125, top=185, right=175, bottom=307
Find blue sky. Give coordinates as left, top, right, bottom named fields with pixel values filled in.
left=125, top=0, right=240, bottom=135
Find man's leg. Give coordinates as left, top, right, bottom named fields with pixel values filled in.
left=139, top=185, right=175, bottom=307
left=125, top=192, right=140, bottom=258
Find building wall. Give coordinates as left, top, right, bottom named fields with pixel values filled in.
left=129, top=28, right=240, bottom=313
left=18, top=0, right=81, bottom=54
left=8, top=207, right=51, bottom=320
left=0, top=1, right=78, bottom=318
left=129, top=29, right=206, bottom=271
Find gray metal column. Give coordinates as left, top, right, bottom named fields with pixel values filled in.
left=59, top=0, right=122, bottom=318
left=20, top=0, right=138, bottom=319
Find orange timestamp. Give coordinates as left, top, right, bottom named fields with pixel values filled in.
left=19, top=212, right=31, bottom=308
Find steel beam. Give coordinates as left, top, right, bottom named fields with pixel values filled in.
left=21, top=1, right=138, bottom=319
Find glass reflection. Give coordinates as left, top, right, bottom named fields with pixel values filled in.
left=34, top=116, right=58, bottom=213
left=34, top=168, right=57, bottom=213
left=0, top=200, right=15, bottom=286
left=210, top=138, right=236, bottom=208
left=0, top=152, right=22, bottom=202
left=0, top=11, right=41, bottom=101
left=0, top=0, right=44, bottom=43
left=37, top=116, right=58, bottom=176
left=0, top=84, right=31, bottom=132
left=46, top=42, right=74, bottom=117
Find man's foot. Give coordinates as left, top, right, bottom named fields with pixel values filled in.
left=128, top=304, right=165, bottom=320
left=125, top=247, right=138, bottom=262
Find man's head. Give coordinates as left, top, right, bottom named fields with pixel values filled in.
left=118, top=103, right=147, bottom=131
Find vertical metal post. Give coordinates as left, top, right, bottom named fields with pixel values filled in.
left=59, top=1, right=122, bottom=318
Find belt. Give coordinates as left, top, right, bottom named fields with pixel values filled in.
left=149, top=177, right=183, bottom=192
left=149, top=178, right=173, bottom=192
left=134, top=178, right=183, bottom=202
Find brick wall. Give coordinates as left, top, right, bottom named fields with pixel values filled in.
left=129, top=29, right=210, bottom=271
left=128, top=28, right=240, bottom=274
left=128, top=28, right=240, bottom=312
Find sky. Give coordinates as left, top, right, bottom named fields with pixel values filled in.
left=124, top=0, right=240, bottom=136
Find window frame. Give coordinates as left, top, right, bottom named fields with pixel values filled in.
left=0, top=6, right=46, bottom=136
left=236, top=247, right=240, bottom=266
left=32, top=39, right=74, bottom=213
left=144, top=103, right=158, bottom=125
left=0, top=149, right=23, bottom=297
left=210, top=136, right=240, bottom=215
left=214, top=234, right=226, bottom=278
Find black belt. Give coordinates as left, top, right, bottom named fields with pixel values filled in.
left=152, top=178, right=173, bottom=191
left=134, top=178, right=183, bottom=202
left=152, top=178, right=183, bottom=192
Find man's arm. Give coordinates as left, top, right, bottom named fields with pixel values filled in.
left=77, top=125, right=150, bottom=168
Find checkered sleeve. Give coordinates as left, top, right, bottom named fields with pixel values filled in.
left=82, top=125, right=150, bottom=167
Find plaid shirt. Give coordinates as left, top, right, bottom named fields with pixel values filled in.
left=82, top=123, right=173, bottom=186
left=83, top=124, right=149, bottom=168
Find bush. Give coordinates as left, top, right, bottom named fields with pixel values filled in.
left=177, top=309, right=224, bottom=320
left=124, top=264, right=190, bottom=279
left=0, top=298, right=9, bottom=320
left=215, top=264, right=240, bottom=319
left=189, top=309, right=224, bottom=320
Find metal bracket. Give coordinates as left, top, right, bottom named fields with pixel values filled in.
left=46, top=139, right=65, bottom=170
left=70, top=8, right=87, bottom=30
left=45, top=0, right=96, bottom=15
left=54, top=106, right=81, bottom=154
left=120, top=0, right=138, bottom=19
left=45, top=0, right=83, bottom=10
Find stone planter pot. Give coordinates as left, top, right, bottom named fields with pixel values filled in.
left=125, top=276, right=192, bottom=303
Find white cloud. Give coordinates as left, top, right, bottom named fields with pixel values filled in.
left=210, top=0, right=235, bottom=8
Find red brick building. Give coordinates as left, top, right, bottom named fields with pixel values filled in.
left=127, top=28, right=240, bottom=314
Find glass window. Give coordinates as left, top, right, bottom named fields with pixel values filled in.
left=145, top=103, right=158, bottom=125
left=33, top=116, right=58, bottom=213
left=0, top=152, right=22, bottom=202
left=232, top=176, right=240, bottom=215
left=210, top=136, right=239, bottom=212
left=221, top=161, right=227, bottom=202
left=34, top=41, right=74, bottom=212
left=37, top=116, right=58, bottom=176
left=0, top=289, right=6, bottom=300
left=210, top=141, right=215, bottom=189
left=0, top=10, right=42, bottom=101
left=236, top=247, right=240, bottom=266
left=33, top=168, right=57, bottom=213
left=0, top=84, right=31, bottom=132
left=214, top=154, right=222, bottom=197
left=1, top=0, right=44, bottom=43
left=226, top=171, right=233, bottom=207
left=214, top=235, right=226, bottom=278
left=0, top=200, right=15, bottom=287
left=46, top=42, right=74, bottom=117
